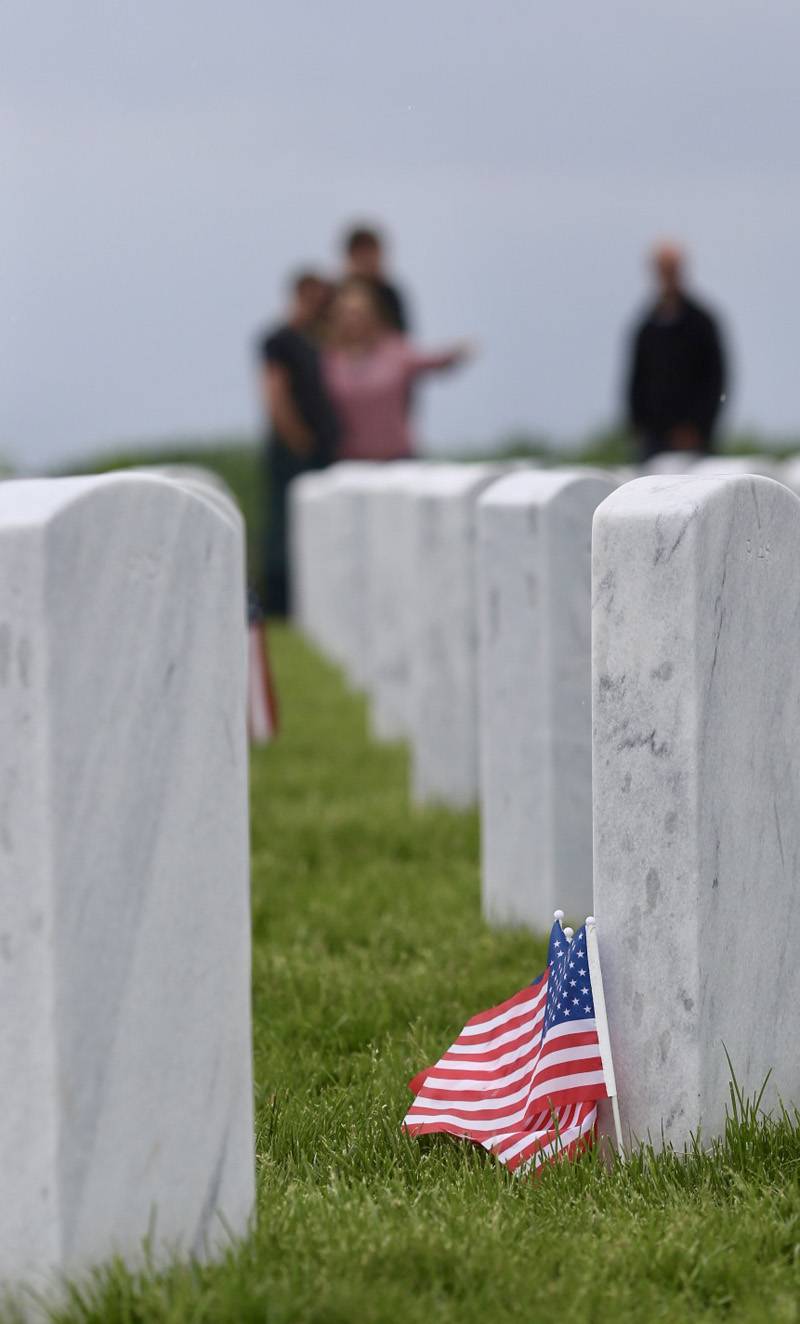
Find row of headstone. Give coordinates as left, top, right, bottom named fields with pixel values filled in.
left=291, top=460, right=506, bottom=805
left=290, top=457, right=800, bottom=1152
left=5, top=449, right=791, bottom=1296
left=0, top=472, right=255, bottom=1300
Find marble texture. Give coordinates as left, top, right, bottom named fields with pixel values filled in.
left=408, top=464, right=504, bottom=808
left=477, top=469, right=617, bottom=931
left=364, top=462, right=431, bottom=742
left=316, top=463, right=373, bottom=688
left=139, top=462, right=239, bottom=500
left=139, top=464, right=243, bottom=530
left=0, top=474, right=254, bottom=1292
left=288, top=463, right=378, bottom=679
left=592, top=473, right=800, bottom=1150
left=326, top=463, right=403, bottom=691
left=288, top=468, right=338, bottom=650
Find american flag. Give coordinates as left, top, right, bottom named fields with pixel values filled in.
left=403, top=919, right=610, bottom=1174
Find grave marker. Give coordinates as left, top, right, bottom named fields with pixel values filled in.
left=0, top=474, right=254, bottom=1289
left=692, top=454, right=778, bottom=478
left=288, top=463, right=377, bottom=677
left=477, top=469, right=616, bottom=930
left=592, top=474, right=800, bottom=1149
left=365, top=462, right=430, bottom=741
left=408, top=465, right=503, bottom=808
left=779, top=456, right=800, bottom=496
left=642, top=452, right=699, bottom=475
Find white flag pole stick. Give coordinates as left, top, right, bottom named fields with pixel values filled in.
left=585, top=916, right=625, bottom=1159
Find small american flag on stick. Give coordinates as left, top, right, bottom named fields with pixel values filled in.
left=403, top=913, right=621, bottom=1174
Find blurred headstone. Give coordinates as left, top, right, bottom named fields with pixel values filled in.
left=779, top=456, right=800, bottom=496
left=365, top=461, right=429, bottom=741
left=141, top=463, right=276, bottom=746
left=691, top=454, right=778, bottom=478
left=325, top=463, right=393, bottom=691
left=407, top=464, right=503, bottom=808
left=139, top=463, right=240, bottom=514
left=288, top=468, right=338, bottom=651
left=642, top=452, right=699, bottom=475
left=477, top=469, right=616, bottom=930
left=288, top=462, right=377, bottom=675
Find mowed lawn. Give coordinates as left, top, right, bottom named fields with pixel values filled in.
left=33, top=626, right=800, bottom=1323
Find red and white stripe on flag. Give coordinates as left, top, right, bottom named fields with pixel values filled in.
left=403, top=923, right=608, bottom=1175
left=247, top=621, right=279, bottom=745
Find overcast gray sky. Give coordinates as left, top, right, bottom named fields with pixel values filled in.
left=4, top=0, right=800, bottom=469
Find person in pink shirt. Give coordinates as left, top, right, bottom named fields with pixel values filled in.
left=323, top=278, right=472, bottom=461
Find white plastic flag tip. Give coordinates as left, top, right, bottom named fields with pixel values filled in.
left=585, top=916, right=624, bottom=1157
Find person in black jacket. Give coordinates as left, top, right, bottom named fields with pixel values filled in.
left=342, top=224, right=410, bottom=333
left=627, top=243, right=727, bottom=460
left=257, top=270, right=339, bottom=616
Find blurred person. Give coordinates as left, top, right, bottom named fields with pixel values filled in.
left=257, top=270, right=339, bottom=616
left=323, top=277, right=472, bottom=461
left=343, top=224, right=410, bottom=333
left=626, top=242, right=727, bottom=460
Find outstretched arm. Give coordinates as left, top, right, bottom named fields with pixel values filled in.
left=408, top=340, right=474, bottom=377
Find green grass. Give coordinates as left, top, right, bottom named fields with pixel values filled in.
left=16, top=628, right=800, bottom=1323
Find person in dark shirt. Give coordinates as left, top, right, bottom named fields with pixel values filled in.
left=627, top=242, right=727, bottom=461
left=343, top=224, right=410, bottom=333
left=258, top=270, right=339, bottom=616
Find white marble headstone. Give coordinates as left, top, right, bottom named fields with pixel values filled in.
left=325, top=463, right=401, bottom=691
left=691, top=454, right=778, bottom=479
left=139, top=462, right=238, bottom=502
left=593, top=474, right=800, bottom=1150
left=365, top=462, right=430, bottom=742
left=288, top=468, right=338, bottom=650
left=779, top=456, right=800, bottom=497
left=407, top=464, right=504, bottom=809
left=477, top=469, right=617, bottom=930
left=0, top=474, right=254, bottom=1293
left=642, top=452, right=699, bottom=475
left=138, top=464, right=242, bottom=530
left=288, top=462, right=377, bottom=677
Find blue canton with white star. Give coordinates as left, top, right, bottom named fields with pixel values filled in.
left=534, top=922, right=595, bottom=1034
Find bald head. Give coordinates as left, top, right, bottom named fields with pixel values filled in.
left=651, top=241, right=686, bottom=300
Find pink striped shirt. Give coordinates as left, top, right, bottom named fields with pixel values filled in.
left=323, top=334, right=458, bottom=461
